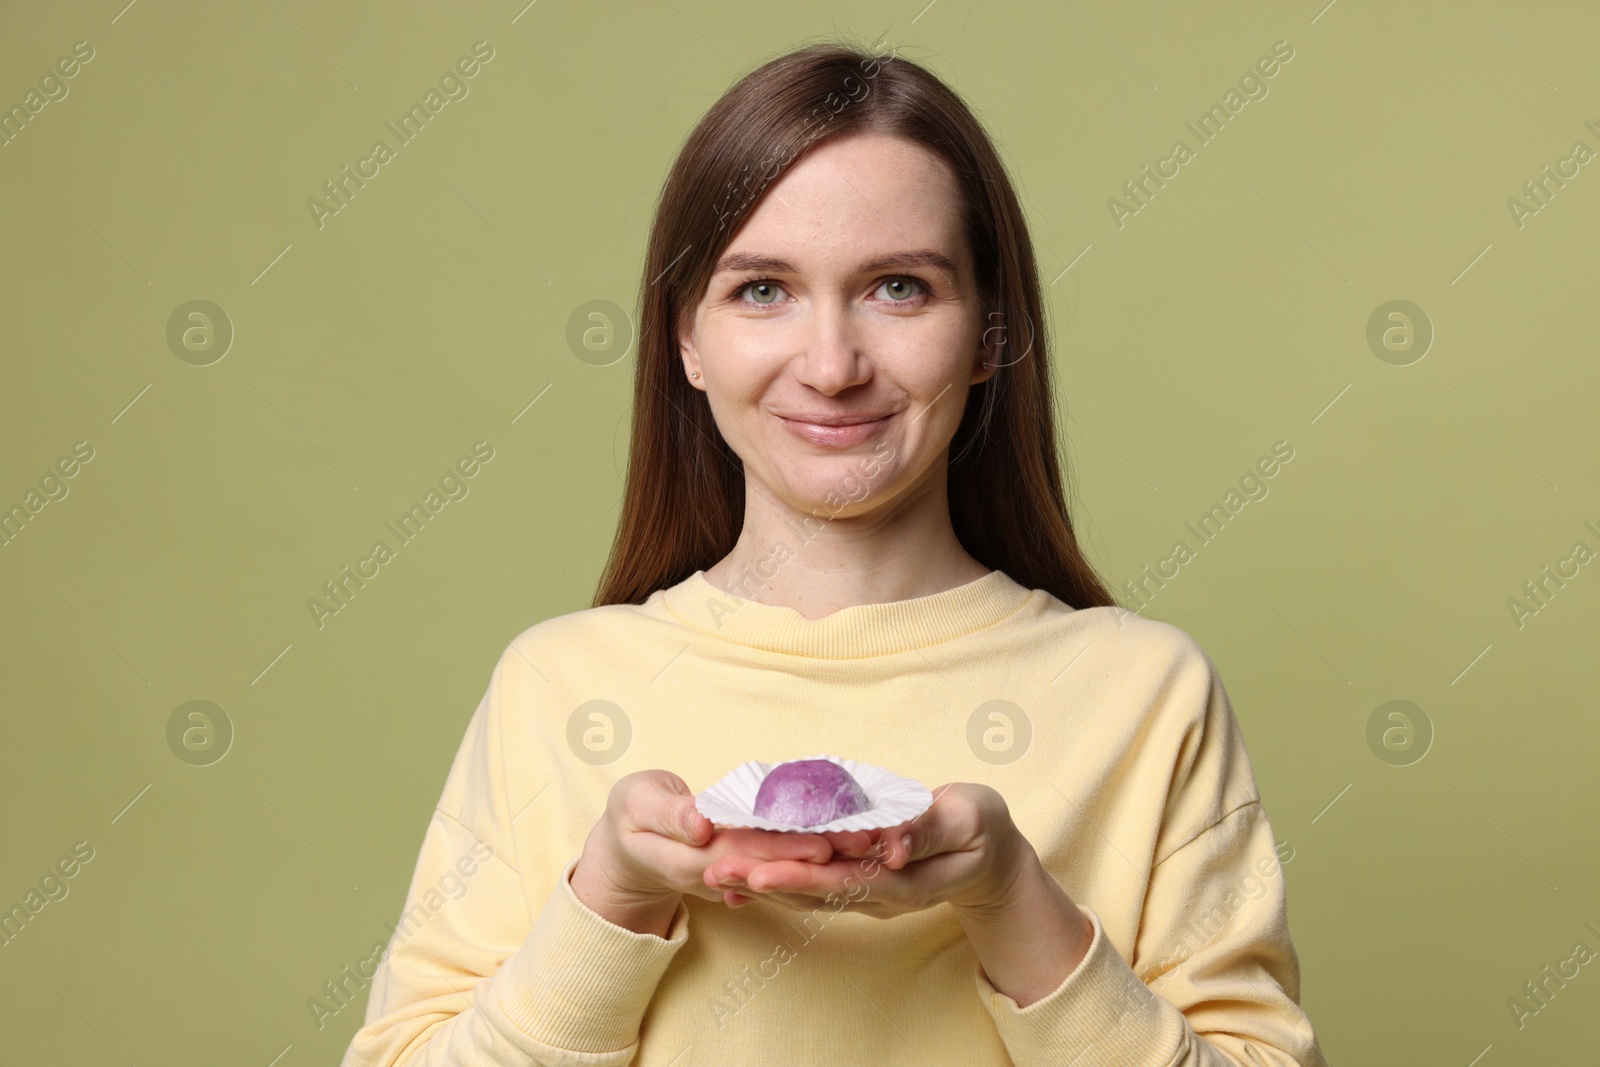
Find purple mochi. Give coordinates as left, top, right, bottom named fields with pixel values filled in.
left=752, top=759, right=871, bottom=828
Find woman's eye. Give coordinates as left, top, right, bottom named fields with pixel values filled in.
left=733, top=276, right=924, bottom=307
left=876, top=277, right=924, bottom=302
left=739, top=280, right=784, bottom=305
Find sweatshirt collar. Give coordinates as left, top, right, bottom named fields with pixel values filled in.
left=659, top=568, right=1035, bottom=659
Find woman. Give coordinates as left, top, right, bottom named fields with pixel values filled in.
left=342, top=39, right=1321, bottom=1067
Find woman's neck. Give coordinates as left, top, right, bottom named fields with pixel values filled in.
left=703, top=476, right=991, bottom=620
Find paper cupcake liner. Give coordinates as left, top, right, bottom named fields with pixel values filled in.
left=695, top=754, right=932, bottom=833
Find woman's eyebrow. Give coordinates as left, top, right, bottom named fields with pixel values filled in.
left=711, top=249, right=958, bottom=276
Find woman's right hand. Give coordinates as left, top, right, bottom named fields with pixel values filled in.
left=568, top=769, right=876, bottom=935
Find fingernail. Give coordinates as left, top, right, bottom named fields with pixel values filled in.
left=901, top=834, right=912, bottom=856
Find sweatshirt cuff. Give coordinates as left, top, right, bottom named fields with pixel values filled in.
left=974, top=904, right=1184, bottom=1067
left=490, top=854, right=690, bottom=1053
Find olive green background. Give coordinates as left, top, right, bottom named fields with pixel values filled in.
left=3, top=0, right=1597, bottom=1063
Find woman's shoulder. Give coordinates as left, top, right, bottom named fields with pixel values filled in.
left=512, top=598, right=656, bottom=646
left=1023, top=590, right=1215, bottom=676
left=490, top=593, right=675, bottom=680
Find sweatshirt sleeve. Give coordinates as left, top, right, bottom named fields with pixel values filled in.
left=973, top=640, right=1325, bottom=1067
left=340, top=642, right=693, bottom=1067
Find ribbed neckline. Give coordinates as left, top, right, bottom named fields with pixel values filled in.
left=658, top=568, right=1037, bottom=658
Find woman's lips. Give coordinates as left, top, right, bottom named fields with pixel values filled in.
left=777, top=414, right=891, bottom=448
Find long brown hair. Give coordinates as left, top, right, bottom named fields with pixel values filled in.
left=592, top=36, right=1116, bottom=612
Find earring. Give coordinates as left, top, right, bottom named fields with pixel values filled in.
left=691, top=371, right=700, bottom=379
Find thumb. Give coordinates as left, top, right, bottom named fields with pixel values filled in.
left=897, top=783, right=961, bottom=866
left=892, top=819, right=935, bottom=868
left=651, top=774, right=712, bottom=846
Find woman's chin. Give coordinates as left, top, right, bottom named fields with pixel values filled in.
left=778, top=482, right=895, bottom=522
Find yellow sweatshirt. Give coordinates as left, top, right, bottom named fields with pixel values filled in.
left=341, top=568, right=1320, bottom=1066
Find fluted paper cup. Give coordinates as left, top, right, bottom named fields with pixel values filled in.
left=694, top=754, right=933, bottom=833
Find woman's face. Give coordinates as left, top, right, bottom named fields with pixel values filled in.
left=678, top=131, right=994, bottom=522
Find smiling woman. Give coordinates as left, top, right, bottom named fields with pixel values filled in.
left=599, top=40, right=1103, bottom=617
left=341, top=36, right=1321, bottom=1067
left=673, top=129, right=998, bottom=595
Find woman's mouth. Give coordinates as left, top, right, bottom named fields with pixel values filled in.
left=776, top=413, right=892, bottom=448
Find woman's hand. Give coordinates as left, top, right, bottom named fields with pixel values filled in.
left=701, top=783, right=1033, bottom=920
left=568, top=769, right=878, bottom=934
left=706, top=783, right=1099, bottom=1007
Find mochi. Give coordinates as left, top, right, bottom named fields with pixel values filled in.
left=752, top=759, right=871, bottom=827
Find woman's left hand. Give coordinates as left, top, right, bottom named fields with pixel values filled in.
left=702, top=783, right=1033, bottom=920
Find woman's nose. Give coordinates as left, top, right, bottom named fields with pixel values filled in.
left=792, top=300, right=870, bottom=394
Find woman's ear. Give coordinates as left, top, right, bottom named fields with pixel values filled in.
left=678, top=319, right=705, bottom=390
left=972, top=308, right=1002, bottom=384
left=973, top=300, right=1029, bottom=381
left=971, top=349, right=997, bottom=385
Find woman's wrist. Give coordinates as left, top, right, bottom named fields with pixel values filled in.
left=568, top=853, right=682, bottom=938
left=953, top=847, right=1094, bottom=1007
